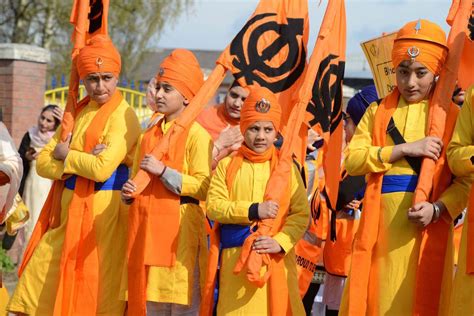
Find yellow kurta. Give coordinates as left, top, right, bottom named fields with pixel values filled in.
left=447, top=85, right=474, bottom=315
left=206, top=156, right=309, bottom=315
left=7, top=99, right=141, bottom=316
left=120, top=120, right=212, bottom=306
left=340, top=98, right=470, bottom=316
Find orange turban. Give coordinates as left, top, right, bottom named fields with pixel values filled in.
left=392, top=19, right=448, bottom=75
left=240, top=86, right=282, bottom=134
left=76, top=35, right=121, bottom=79
left=155, top=49, right=204, bottom=101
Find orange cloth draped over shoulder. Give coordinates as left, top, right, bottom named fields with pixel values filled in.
left=196, top=104, right=239, bottom=141
left=127, top=49, right=204, bottom=316
left=201, top=87, right=295, bottom=316
left=346, top=20, right=459, bottom=315
left=19, top=35, right=122, bottom=316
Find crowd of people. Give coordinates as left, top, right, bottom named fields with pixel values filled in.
left=0, top=15, right=473, bottom=316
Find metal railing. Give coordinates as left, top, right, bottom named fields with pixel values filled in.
left=44, top=85, right=153, bottom=125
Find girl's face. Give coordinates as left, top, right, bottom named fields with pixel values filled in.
left=243, top=121, right=278, bottom=153
left=396, top=60, right=436, bottom=104
left=155, top=81, right=188, bottom=121
left=224, top=86, right=249, bottom=119
left=38, top=110, right=56, bottom=133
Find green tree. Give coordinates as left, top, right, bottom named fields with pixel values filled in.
left=0, top=0, right=194, bottom=82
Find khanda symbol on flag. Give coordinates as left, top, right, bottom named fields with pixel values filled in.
left=228, top=13, right=307, bottom=92
left=217, top=0, right=309, bottom=125
left=306, top=54, right=345, bottom=137
left=87, top=0, right=105, bottom=33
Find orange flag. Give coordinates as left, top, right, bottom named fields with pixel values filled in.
left=290, top=0, right=346, bottom=297
left=216, top=0, right=309, bottom=132
left=446, top=0, right=474, bottom=91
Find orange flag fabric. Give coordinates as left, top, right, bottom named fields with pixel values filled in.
left=291, top=0, right=346, bottom=295
left=446, top=0, right=474, bottom=91
left=303, top=0, right=346, bottom=210
left=216, top=0, right=309, bottom=133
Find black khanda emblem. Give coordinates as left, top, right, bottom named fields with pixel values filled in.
left=469, top=11, right=474, bottom=41
left=229, top=13, right=306, bottom=93
left=306, top=54, right=345, bottom=134
left=88, top=0, right=104, bottom=34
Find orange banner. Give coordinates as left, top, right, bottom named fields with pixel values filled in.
left=303, top=0, right=346, bottom=210
left=291, top=0, right=346, bottom=297
left=217, top=0, right=309, bottom=131
left=446, top=0, right=474, bottom=90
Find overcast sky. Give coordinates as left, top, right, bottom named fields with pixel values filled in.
left=155, top=0, right=452, bottom=55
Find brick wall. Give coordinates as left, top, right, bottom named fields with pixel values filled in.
left=0, top=44, right=50, bottom=146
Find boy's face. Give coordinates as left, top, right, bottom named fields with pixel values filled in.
left=83, top=72, right=118, bottom=105
left=155, top=81, right=188, bottom=120
left=395, top=60, right=435, bottom=104
left=243, top=121, right=278, bottom=153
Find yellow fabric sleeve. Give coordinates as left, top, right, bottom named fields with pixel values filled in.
left=36, top=128, right=65, bottom=180
left=345, top=102, right=393, bottom=176
left=438, top=174, right=473, bottom=220
left=206, top=157, right=253, bottom=225
left=447, top=86, right=474, bottom=177
left=63, top=106, right=141, bottom=182
left=273, top=165, right=310, bottom=253
left=181, top=123, right=213, bottom=201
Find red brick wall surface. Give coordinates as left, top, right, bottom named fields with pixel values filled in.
left=0, top=60, right=47, bottom=146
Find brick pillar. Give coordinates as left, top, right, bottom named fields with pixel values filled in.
left=0, top=44, right=50, bottom=146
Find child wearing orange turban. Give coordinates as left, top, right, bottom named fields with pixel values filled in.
left=7, top=35, right=142, bottom=315
left=340, top=19, right=470, bottom=316
left=202, top=86, right=309, bottom=315
left=121, top=49, right=213, bottom=316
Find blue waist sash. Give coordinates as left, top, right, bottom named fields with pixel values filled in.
left=64, top=164, right=129, bottom=191
left=220, top=224, right=256, bottom=249
left=381, top=174, right=418, bottom=194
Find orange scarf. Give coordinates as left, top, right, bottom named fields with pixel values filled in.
left=217, top=103, right=240, bottom=127
left=127, top=117, right=191, bottom=316
left=346, top=90, right=458, bottom=315
left=201, top=145, right=294, bottom=315
left=196, top=104, right=239, bottom=141
left=19, top=90, right=123, bottom=315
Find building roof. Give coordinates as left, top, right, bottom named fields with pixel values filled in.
left=133, top=48, right=235, bottom=85
left=134, top=48, right=374, bottom=89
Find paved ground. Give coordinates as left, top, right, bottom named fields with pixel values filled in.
left=1, top=229, right=24, bottom=296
